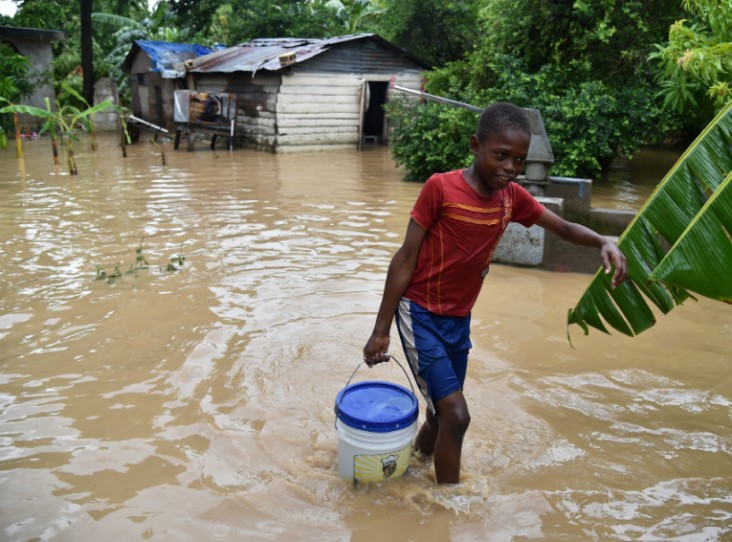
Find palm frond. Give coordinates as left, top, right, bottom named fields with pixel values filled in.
left=650, top=170, right=732, bottom=302
left=568, top=99, right=732, bottom=337
left=91, top=12, right=142, bottom=30
left=0, top=104, right=54, bottom=118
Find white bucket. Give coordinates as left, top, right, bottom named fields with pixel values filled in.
left=334, top=379, right=418, bottom=483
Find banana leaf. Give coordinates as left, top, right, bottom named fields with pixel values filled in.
left=568, top=99, right=732, bottom=337
left=650, top=169, right=732, bottom=302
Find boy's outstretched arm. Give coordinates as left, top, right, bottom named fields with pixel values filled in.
left=363, top=218, right=427, bottom=366
left=536, top=208, right=628, bottom=288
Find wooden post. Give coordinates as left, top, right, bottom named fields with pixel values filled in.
left=357, top=81, right=367, bottom=151
left=13, top=113, right=23, bottom=159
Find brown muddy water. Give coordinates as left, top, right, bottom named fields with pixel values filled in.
left=592, top=146, right=685, bottom=211
left=1, top=134, right=730, bottom=541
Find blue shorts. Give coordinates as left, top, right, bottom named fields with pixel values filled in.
left=394, top=298, right=471, bottom=414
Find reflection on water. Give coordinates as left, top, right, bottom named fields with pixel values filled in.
left=0, top=135, right=730, bottom=541
left=592, top=146, right=683, bottom=210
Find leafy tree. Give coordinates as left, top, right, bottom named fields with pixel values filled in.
left=0, top=42, right=35, bottom=148
left=322, top=0, right=385, bottom=34
left=169, top=0, right=383, bottom=43
left=0, top=43, right=35, bottom=102
left=97, top=0, right=149, bottom=19
left=477, top=0, right=680, bottom=80
left=10, top=0, right=77, bottom=30
left=92, top=2, right=190, bottom=100
left=207, top=3, right=234, bottom=46
left=167, top=0, right=222, bottom=37
left=649, top=0, right=732, bottom=134
left=470, top=0, right=685, bottom=172
left=376, top=0, right=480, bottom=66
left=466, top=55, right=670, bottom=178
left=210, top=0, right=346, bottom=42
left=387, top=0, right=688, bottom=181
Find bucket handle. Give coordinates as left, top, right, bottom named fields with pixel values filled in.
left=335, top=355, right=416, bottom=428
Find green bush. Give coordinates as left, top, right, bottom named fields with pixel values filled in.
left=384, top=0, right=686, bottom=183
left=385, top=94, right=477, bottom=183
left=387, top=55, right=674, bottom=182
left=0, top=43, right=35, bottom=144
left=475, top=56, right=672, bottom=178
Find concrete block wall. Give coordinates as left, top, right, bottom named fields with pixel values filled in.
left=494, top=184, right=636, bottom=274
left=493, top=197, right=561, bottom=267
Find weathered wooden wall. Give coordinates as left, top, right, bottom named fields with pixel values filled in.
left=275, top=73, right=362, bottom=152
left=273, top=40, right=423, bottom=152
left=127, top=54, right=178, bottom=131
left=192, top=39, right=425, bottom=153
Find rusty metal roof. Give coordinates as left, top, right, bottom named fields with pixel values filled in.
left=184, top=33, right=429, bottom=74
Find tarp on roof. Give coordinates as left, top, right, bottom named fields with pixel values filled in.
left=122, top=40, right=220, bottom=78
left=183, top=33, right=430, bottom=75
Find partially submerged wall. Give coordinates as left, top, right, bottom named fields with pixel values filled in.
left=494, top=178, right=636, bottom=273
left=0, top=26, right=64, bottom=131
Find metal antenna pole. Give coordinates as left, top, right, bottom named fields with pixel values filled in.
left=390, top=84, right=483, bottom=113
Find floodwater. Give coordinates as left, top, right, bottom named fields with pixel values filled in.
left=1, top=134, right=730, bottom=542
left=592, top=146, right=684, bottom=211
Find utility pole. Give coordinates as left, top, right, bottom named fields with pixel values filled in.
left=81, top=0, right=94, bottom=106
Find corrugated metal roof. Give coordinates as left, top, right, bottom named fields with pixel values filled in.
left=122, top=40, right=221, bottom=77
left=184, top=33, right=430, bottom=74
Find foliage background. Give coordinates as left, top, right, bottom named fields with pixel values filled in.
left=1, top=0, right=729, bottom=181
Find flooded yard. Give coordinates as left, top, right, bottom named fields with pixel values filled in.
left=0, top=134, right=730, bottom=541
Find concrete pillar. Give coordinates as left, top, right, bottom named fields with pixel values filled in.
left=493, top=197, right=564, bottom=267
left=93, top=77, right=119, bottom=131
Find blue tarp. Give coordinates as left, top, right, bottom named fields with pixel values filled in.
left=126, top=40, right=222, bottom=77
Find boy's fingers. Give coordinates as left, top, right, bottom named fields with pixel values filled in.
left=601, top=253, right=612, bottom=274
left=364, top=352, right=389, bottom=365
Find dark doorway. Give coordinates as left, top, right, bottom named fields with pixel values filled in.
left=363, top=81, right=388, bottom=143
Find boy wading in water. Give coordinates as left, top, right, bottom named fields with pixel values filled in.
left=363, top=102, right=627, bottom=484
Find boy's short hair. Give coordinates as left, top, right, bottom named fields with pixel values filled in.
left=476, top=102, right=531, bottom=142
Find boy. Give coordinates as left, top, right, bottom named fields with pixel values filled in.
left=362, top=102, right=627, bottom=484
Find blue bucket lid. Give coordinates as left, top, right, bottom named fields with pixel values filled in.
left=335, top=380, right=418, bottom=433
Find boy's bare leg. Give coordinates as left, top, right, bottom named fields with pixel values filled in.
left=432, top=391, right=470, bottom=484
left=414, top=407, right=439, bottom=455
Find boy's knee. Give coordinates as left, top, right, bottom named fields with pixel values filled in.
left=456, top=409, right=471, bottom=434
left=441, top=404, right=471, bottom=438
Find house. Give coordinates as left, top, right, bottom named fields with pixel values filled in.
left=0, top=26, right=64, bottom=130
left=121, top=40, right=219, bottom=132
left=181, top=33, right=430, bottom=152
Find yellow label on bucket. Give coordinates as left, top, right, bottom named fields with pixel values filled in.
left=353, top=445, right=411, bottom=483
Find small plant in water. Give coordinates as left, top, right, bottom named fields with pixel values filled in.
left=130, top=238, right=149, bottom=274
left=167, top=253, right=186, bottom=272
left=95, top=264, right=122, bottom=284
left=95, top=238, right=185, bottom=284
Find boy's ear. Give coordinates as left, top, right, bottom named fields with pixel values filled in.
left=469, top=134, right=480, bottom=154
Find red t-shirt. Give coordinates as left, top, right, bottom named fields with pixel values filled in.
left=404, top=169, right=545, bottom=316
